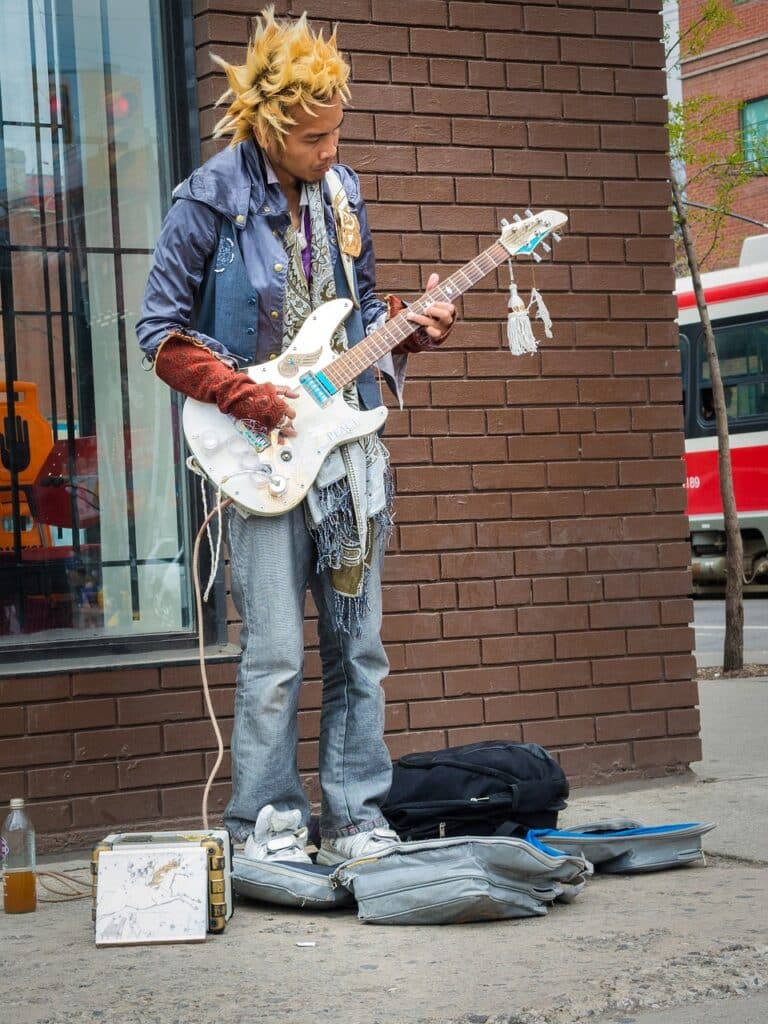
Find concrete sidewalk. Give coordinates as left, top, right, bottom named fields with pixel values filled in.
left=1, top=678, right=766, bottom=1024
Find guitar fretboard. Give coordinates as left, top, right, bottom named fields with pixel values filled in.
left=322, top=239, right=512, bottom=391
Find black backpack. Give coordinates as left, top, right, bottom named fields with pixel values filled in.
left=382, top=741, right=569, bottom=841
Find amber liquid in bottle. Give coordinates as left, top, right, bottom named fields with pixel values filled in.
left=3, top=869, right=37, bottom=913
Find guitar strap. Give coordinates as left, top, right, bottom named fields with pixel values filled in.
left=325, top=168, right=361, bottom=310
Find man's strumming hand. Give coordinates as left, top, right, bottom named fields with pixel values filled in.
left=154, top=333, right=298, bottom=435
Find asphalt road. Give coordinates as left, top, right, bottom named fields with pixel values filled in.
left=693, top=597, right=768, bottom=666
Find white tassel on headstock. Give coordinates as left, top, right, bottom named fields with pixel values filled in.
left=506, top=263, right=538, bottom=355
left=501, top=212, right=561, bottom=354
left=528, top=288, right=553, bottom=339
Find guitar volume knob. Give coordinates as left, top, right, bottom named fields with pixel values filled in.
left=268, top=474, right=288, bottom=496
left=198, top=430, right=221, bottom=452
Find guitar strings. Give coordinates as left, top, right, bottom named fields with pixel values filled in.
left=326, top=242, right=510, bottom=389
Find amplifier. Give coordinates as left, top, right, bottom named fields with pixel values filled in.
left=91, top=829, right=233, bottom=946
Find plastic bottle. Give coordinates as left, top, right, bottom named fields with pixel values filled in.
left=1, top=798, right=37, bottom=913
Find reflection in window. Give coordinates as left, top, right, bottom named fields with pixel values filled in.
left=0, top=0, right=193, bottom=646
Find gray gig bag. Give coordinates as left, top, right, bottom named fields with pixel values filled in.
left=330, top=834, right=592, bottom=925
left=232, top=855, right=355, bottom=910
left=531, top=819, right=717, bottom=873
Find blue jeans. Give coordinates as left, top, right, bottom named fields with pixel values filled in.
left=223, top=504, right=392, bottom=841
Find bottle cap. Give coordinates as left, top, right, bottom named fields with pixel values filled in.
left=10, top=797, right=24, bottom=808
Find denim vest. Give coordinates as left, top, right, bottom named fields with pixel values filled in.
left=195, top=218, right=381, bottom=411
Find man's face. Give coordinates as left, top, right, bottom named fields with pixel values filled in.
left=259, top=93, right=343, bottom=186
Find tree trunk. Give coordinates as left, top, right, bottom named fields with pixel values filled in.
left=671, top=178, right=744, bottom=671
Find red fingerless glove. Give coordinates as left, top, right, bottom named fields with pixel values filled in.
left=154, top=333, right=288, bottom=429
left=385, top=294, right=434, bottom=356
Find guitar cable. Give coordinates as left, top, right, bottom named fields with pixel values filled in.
left=191, top=486, right=233, bottom=830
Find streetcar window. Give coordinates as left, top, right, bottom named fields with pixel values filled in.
left=697, top=318, right=768, bottom=427
left=678, top=333, right=690, bottom=422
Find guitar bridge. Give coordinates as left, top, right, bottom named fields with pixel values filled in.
left=300, top=370, right=337, bottom=408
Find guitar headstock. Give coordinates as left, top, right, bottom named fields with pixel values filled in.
left=499, top=209, right=568, bottom=262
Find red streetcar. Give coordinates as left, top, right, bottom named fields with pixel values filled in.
left=677, top=237, right=768, bottom=593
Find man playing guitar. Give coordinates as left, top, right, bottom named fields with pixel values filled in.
left=136, top=6, right=455, bottom=865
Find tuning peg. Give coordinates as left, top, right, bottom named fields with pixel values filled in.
left=532, top=251, right=543, bottom=263
left=540, top=242, right=551, bottom=254
left=524, top=208, right=534, bottom=218
left=512, top=213, right=522, bottom=223
left=552, top=232, right=562, bottom=243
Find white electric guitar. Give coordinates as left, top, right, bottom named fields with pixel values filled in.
left=182, top=208, right=567, bottom=515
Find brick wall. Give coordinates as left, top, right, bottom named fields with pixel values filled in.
left=1, top=0, right=701, bottom=850
left=679, top=0, right=765, bottom=51
left=679, top=0, right=768, bottom=268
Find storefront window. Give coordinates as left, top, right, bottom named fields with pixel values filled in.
left=0, top=0, right=196, bottom=650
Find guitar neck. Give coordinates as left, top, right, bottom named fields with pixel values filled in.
left=322, top=239, right=512, bottom=392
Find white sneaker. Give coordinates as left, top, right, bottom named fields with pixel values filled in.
left=316, top=826, right=401, bottom=865
left=243, top=805, right=311, bottom=864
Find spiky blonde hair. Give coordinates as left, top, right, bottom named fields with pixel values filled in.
left=212, top=7, right=350, bottom=148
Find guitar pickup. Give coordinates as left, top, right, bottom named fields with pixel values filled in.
left=300, top=370, right=337, bottom=407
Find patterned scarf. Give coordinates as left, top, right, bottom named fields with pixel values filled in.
left=282, top=181, right=392, bottom=633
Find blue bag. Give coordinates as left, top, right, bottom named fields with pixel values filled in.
left=531, top=818, right=716, bottom=873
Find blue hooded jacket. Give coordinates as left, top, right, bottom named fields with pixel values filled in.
left=136, top=139, right=389, bottom=409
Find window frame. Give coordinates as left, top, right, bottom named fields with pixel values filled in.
left=740, top=95, right=768, bottom=173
